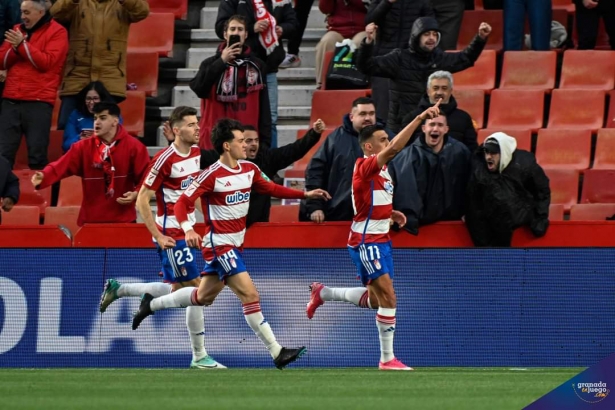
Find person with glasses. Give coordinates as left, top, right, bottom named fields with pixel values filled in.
left=62, top=81, right=123, bottom=152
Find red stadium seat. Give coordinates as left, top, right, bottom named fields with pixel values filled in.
left=549, top=204, right=565, bottom=221
left=293, top=128, right=335, bottom=172
left=310, top=90, right=369, bottom=128
left=477, top=129, right=532, bottom=152
left=547, top=89, right=606, bottom=131
left=126, top=51, right=159, bottom=97
left=457, top=10, right=503, bottom=51
left=57, top=176, right=83, bottom=207
left=453, top=89, right=485, bottom=129
left=127, top=13, right=175, bottom=57
left=607, top=91, right=615, bottom=129
left=269, top=205, right=300, bottom=222
left=559, top=50, right=615, bottom=90
left=499, top=51, right=556, bottom=92
left=0, top=206, right=40, bottom=225
left=44, top=206, right=81, bottom=237
left=580, top=169, right=615, bottom=203
left=487, top=89, right=545, bottom=131
left=452, top=49, right=496, bottom=93
left=570, top=203, right=615, bottom=221
left=593, top=129, right=615, bottom=170
left=552, top=0, right=575, bottom=13
left=535, top=129, right=591, bottom=171
left=118, top=91, right=146, bottom=137
left=543, top=168, right=579, bottom=211
left=148, top=0, right=188, bottom=19
left=14, top=170, right=51, bottom=215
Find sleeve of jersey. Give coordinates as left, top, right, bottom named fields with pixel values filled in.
left=357, top=156, right=381, bottom=179
left=175, top=171, right=213, bottom=232
left=252, top=168, right=306, bottom=199
left=142, top=159, right=168, bottom=191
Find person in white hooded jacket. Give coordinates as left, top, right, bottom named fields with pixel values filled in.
left=465, top=132, right=551, bottom=247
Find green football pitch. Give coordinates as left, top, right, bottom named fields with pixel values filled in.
left=0, top=368, right=581, bottom=410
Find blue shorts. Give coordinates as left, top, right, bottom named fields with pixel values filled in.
left=157, top=239, right=201, bottom=284
left=202, top=248, right=247, bottom=282
left=348, top=242, right=394, bottom=286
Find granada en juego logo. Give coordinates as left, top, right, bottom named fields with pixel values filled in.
left=572, top=381, right=610, bottom=403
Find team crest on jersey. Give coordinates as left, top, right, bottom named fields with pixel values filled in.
left=181, top=176, right=195, bottom=190
left=226, top=190, right=250, bottom=205
left=384, top=181, right=394, bottom=195
left=373, top=259, right=381, bottom=270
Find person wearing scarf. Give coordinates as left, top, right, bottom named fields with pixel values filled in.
left=31, top=102, right=150, bottom=226
left=190, top=15, right=272, bottom=152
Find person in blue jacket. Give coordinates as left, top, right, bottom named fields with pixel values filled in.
left=62, top=81, right=122, bottom=152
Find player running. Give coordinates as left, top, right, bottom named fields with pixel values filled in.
left=131, top=118, right=331, bottom=369
left=99, top=106, right=225, bottom=369
left=306, top=100, right=442, bottom=370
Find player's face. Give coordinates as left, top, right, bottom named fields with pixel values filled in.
left=350, top=103, right=376, bottom=132
left=226, top=130, right=247, bottom=160
left=428, top=78, right=452, bottom=104
left=93, top=110, right=119, bottom=138
left=175, top=115, right=200, bottom=146
left=244, top=130, right=259, bottom=160
left=421, top=115, right=448, bottom=152
left=364, top=130, right=389, bottom=155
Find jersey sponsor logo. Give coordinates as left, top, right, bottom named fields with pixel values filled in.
left=145, top=168, right=158, bottom=186
left=225, top=190, right=250, bottom=205
left=180, top=176, right=195, bottom=190
left=383, top=181, right=394, bottom=195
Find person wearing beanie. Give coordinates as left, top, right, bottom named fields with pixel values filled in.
left=465, top=132, right=551, bottom=247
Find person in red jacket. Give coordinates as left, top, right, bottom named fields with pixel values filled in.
left=0, top=0, right=68, bottom=169
left=31, top=102, right=150, bottom=226
left=314, top=0, right=368, bottom=88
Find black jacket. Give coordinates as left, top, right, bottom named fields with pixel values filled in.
left=0, top=154, right=19, bottom=204
left=402, top=94, right=478, bottom=152
left=215, top=0, right=299, bottom=74
left=365, top=0, right=433, bottom=57
left=465, top=148, right=551, bottom=246
left=300, top=114, right=394, bottom=221
left=388, top=135, right=471, bottom=234
left=201, top=128, right=323, bottom=227
left=357, top=17, right=486, bottom=133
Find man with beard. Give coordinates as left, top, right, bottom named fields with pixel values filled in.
left=388, top=112, right=470, bottom=234
left=300, top=97, right=394, bottom=223
left=401, top=70, right=477, bottom=151
left=465, top=132, right=551, bottom=247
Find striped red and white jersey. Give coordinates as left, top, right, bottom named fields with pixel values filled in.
left=142, top=145, right=201, bottom=240
left=348, top=155, right=393, bottom=247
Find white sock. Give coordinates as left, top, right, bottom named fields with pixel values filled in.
left=186, top=306, right=207, bottom=361
left=243, top=301, right=282, bottom=359
left=376, top=307, right=396, bottom=363
left=321, top=287, right=372, bottom=308
left=117, top=282, right=171, bottom=298
left=150, top=287, right=199, bottom=311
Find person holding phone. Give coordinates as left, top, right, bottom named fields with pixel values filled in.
left=62, top=81, right=124, bottom=152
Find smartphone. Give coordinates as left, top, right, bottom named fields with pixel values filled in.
left=228, top=35, right=241, bottom=47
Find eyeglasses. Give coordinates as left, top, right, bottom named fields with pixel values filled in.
left=85, top=97, right=101, bottom=102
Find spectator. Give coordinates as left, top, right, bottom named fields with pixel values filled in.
left=62, top=81, right=123, bottom=152
left=503, top=0, right=552, bottom=51
left=280, top=0, right=313, bottom=69
left=191, top=15, right=272, bottom=152
left=365, top=0, right=433, bottom=121
left=216, top=0, right=299, bottom=148
left=465, top=132, right=551, bottom=247
left=0, top=154, right=19, bottom=212
left=196, top=120, right=327, bottom=227
left=313, top=0, right=368, bottom=89
left=0, top=0, right=68, bottom=169
left=574, top=0, right=615, bottom=50
left=431, top=0, right=465, bottom=50
left=357, top=17, right=490, bottom=133
left=389, top=113, right=471, bottom=234
left=300, top=96, right=393, bottom=222
left=50, top=0, right=149, bottom=130
left=31, top=102, right=150, bottom=226
left=0, top=0, right=21, bottom=102
left=402, top=70, right=478, bottom=152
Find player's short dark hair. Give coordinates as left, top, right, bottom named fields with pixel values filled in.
left=242, top=124, right=257, bottom=132
left=169, top=106, right=197, bottom=128
left=359, top=124, right=385, bottom=145
left=422, top=109, right=447, bottom=125
left=352, top=97, right=375, bottom=109
left=211, top=118, right=244, bottom=155
left=223, top=15, right=247, bottom=32
left=92, top=102, right=120, bottom=117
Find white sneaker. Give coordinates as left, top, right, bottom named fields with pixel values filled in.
left=279, top=54, right=301, bottom=69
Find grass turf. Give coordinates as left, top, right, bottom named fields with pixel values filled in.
left=0, top=368, right=582, bottom=410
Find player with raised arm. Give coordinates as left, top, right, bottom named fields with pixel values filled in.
left=306, top=100, right=442, bottom=370
left=98, top=106, right=225, bottom=369
left=131, top=118, right=331, bottom=369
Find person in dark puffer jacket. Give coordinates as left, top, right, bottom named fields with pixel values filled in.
left=357, top=16, right=490, bottom=133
